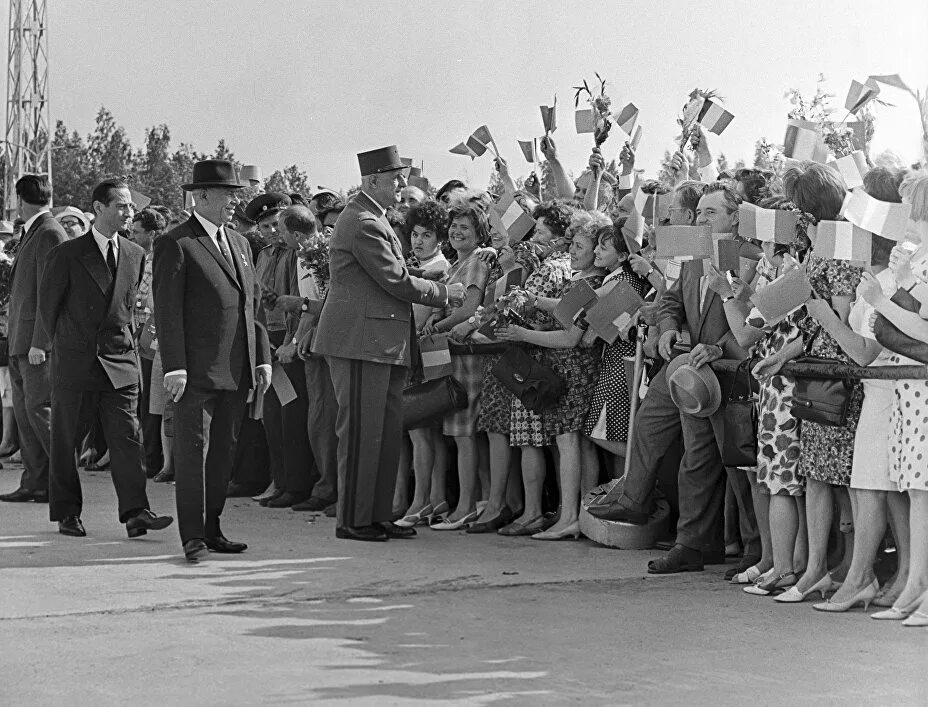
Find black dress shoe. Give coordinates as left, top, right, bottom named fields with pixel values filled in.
left=586, top=499, right=650, bottom=525
left=204, top=535, right=247, bottom=553
left=266, top=491, right=311, bottom=508
left=126, top=509, right=174, bottom=538
left=0, top=487, right=39, bottom=503
left=647, top=544, right=704, bottom=574
left=152, top=469, right=174, bottom=483
left=259, top=488, right=285, bottom=507
left=58, top=516, right=86, bottom=537
left=31, top=490, right=49, bottom=504
left=292, top=496, right=336, bottom=512
left=324, top=502, right=337, bottom=518
left=226, top=483, right=266, bottom=498
left=378, top=521, right=416, bottom=538
left=184, top=539, right=209, bottom=562
left=335, top=525, right=388, bottom=542
left=465, top=506, right=514, bottom=534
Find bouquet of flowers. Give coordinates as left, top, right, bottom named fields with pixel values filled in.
left=678, top=88, right=721, bottom=155
left=298, top=233, right=330, bottom=296
left=574, top=74, right=613, bottom=147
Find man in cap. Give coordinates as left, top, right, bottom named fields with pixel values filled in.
left=153, top=159, right=272, bottom=562
left=312, top=146, right=465, bottom=541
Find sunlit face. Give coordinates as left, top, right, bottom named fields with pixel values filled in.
left=411, top=224, right=440, bottom=260
left=569, top=233, right=596, bottom=271
left=531, top=217, right=559, bottom=247
left=59, top=216, right=85, bottom=239
left=278, top=222, right=302, bottom=250
left=489, top=220, right=508, bottom=250
left=696, top=191, right=737, bottom=234
left=377, top=170, right=407, bottom=205
left=448, top=215, right=479, bottom=253
left=594, top=234, right=624, bottom=271
left=257, top=212, right=280, bottom=243
left=398, top=186, right=425, bottom=216
left=573, top=171, right=593, bottom=203
left=95, top=187, right=134, bottom=235
left=198, top=187, right=239, bottom=225
left=668, top=191, right=696, bottom=226
left=615, top=193, right=635, bottom=218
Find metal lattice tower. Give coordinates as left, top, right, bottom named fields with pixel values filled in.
left=4, top=0, right=50, bottom=218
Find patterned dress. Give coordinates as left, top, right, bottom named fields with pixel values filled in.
left=796, top=256, right=864, bottom=487
left=476, top=243, right=542, bottom=436
left=583, top=267, right=649, bottom=442
left=509, top=251, right=572, bottom=447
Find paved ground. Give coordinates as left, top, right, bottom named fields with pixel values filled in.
left=1, top=466, right=925, bottom=705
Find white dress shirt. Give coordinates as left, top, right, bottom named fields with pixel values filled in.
left=165, top=211, right=271, bottom=387
left=91, top=226, right=119, bottom=263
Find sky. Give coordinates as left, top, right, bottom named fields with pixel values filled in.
left=14, top=0, right=928, bottom=192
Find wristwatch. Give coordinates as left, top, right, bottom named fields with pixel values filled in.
left=722, top=295, right=734, bottom=303
left=300, top=298, right=310, bottom=312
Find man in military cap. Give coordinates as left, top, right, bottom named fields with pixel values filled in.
left=312, top=146, right=465, bottom=542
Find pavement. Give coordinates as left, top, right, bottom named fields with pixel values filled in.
left=1, top=464, right=926, bottom=706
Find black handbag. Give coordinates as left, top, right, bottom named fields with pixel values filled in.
left=491, top=345, right=565, bottom=412
left=402, top=375, right=468, bottom=431
left=788, top=327, right=853, bottom=426
left=873, top=287, right=928, bottom=364
left=718, top=358, right=758, bottom=467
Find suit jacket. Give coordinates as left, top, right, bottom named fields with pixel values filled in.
left=312, top=190, right=448, bottom=366
left=8, top=212, right=68, bottom=356
left=152, top=215, right=270, bottom=391
left=38, top=233, right=145, bottom=390
left=657, top=259, right=746, bottom=360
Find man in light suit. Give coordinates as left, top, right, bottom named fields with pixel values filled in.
left=39, top=178, right=173, bottom=538
left=312, top=146, right=465, bottom=541
left=153, top=160, right=271, bottom=562
left=590, top=182, right=759, bottom=574
left=0, top=175, right=66, bottom=504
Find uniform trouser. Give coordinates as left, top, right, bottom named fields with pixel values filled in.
left=304, top=355, right=338, bottom=503
left=49, top=384, right=148, bottom=523
left=138, top=356, right=163, bottom=474
left=9, top=354, right=52, bottom=492
left=263, top=359, right=315, bottom=494
left=173, top=383, right=248, bottom=543
left=327, top=356, right=405, bottom=528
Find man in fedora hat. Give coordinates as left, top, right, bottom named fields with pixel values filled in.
left=153, top=159, right=272, bottom=562
left=312, top=145, right=465, bottom=542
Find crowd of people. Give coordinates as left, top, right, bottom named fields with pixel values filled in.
left=1, top=107, right=928, bottom=629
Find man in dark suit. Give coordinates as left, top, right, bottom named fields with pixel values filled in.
left=312, top=146, right=465, bottom=542
left=39, top=178, right=173, bottom=538
left=0, top=175, right=66, bottom=504
left=590, top=182, right=759, bottom=574
left=153, top=160, right=271, bottom=562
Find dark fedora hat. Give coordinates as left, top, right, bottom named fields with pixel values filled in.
left=357, top=146, right=406, bottom=177
left=182, top=159, right=247, bottom=191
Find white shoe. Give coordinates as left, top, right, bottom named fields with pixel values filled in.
left=431, top=509, right=480, bottom=531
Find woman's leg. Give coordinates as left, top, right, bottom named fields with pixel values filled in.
left=445, top=434, right=478, bottom=522
left=0, top=405, right=18, bottom=454
left=429, top=430, right=449, bottom=509
left=160, top=422, right=174, bottom=474
left=393, top=435, right=412, bottom=516
left=830, top=486, right=855, bottom=582
left=579, top=436, right=600, bottom=496
left=893, top=489, right=928, bottom=609
left=747, top=472, right=773, bottom=572
left=829, top=489, right=885, bottom=602
left=794, top=478, right=833, bottom=592
left=510, top=446, right=545, bottom=524
left=475, top=432, right=511, bottom=521
left=768, top=493, right=800, bottom=577
left=883, top=491, right=911, bottom=599
left=544, top=432, right=581, bottom=532
left=506, top=447, right=524, bottom=515
left=793, top=495, right=808, bottom=571
left=404, top=428, right=434, bottom=515
left=476, top=433, right=491, bottom=504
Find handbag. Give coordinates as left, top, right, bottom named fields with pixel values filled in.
left=491, top=345, right=565, bottom=413
left=718, top=358, right=758, bottom=467
left=873, top=287, right=928, bottom=364
left=402, top=375, right=467, bottom=431
left=789, top=327, right=853, bottom=427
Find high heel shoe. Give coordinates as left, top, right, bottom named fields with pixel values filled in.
left=875, top=590, right=928, bottom=622
left=812, top=578, right=879, bottom=612
left=465, top=506, right=513, bottom=534
left=743, top=571, right=796, bottom=596
left=902, top=610, right=928, bottom=627
left=395, top=504, right=433, bottom=528
left=426, top=501, right=450, bottom=525
left=430, top=509, right=480, bottom=531
left=531, top=521, right=581, bottom=541
left=730, top=565, right=763, bottom=585
left=774, top=573, right=836, bottom=603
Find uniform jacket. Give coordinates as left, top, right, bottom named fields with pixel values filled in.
left=312, top=190, right=447, bottom=366
left=152, top=215, right=271, bottom=391
left=38, top=232, right=145, bottom=390
left=8, top=212, right=68, bottom=356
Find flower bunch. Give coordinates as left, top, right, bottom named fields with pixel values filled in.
left=678, top=88, right=720, bottom=153
left=574, top=74, right=613, bottom=146
left=298, top=233, right=330, bottom=295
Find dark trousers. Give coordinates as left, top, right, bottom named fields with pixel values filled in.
left=173, top=383, right=248, bottom=543
left=49, top=384, right=149, bottom=522
left=327, top=356, right=405, bottom=528
left=9, top=354, right=52, bottom=492
left=305, top=356, right=338, bottom=503
left=263, top=359, right=315, bottom=494
left=138, top=356, right=163, bottom=474
left=230, top=417, right=269, bottom=492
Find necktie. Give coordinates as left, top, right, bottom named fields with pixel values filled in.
left=216, top=227, right=235, bottom=269
left=106, top=240, right=117, bottom=276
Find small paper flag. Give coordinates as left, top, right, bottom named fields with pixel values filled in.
left=714, top=239, right=742, bottom=272
left=585, top=280, right=645, bottom=345
left=622, top=210, right=645, bottom=253
left=738, top=203, right=799, bottom=244
left=810, top=221, right=871, bottom=263
left=654, top=225, right=713, bottom=260
left=782, top=119, right=828, bottom=162
left=129, top=189, right=151, bottom=210
left=493, top=194, right=535, bottom=242
left=466, top=134, right=489, bottom=157
left=697, top=99, right=735, bottom=135
left=540, top=98, right=557, bottom=133
left=613, top=103, right=639, bottom=135
left=867, top=73, right=910, bottom=92
left=450, top=142, right=477, bottom=159
left=633, top=186, right=649, bottom=216
left=271, top=362, right=297, bottom=405
left=749, top=267, right=812, bottom=323
left=419, top=334, right=453, bottom=381
left=552, top=278, right=598, bottom=330
left=517, top=139, right=537, bottom=163
left=575, top=108, right=595, bottom=134
left=828, top=151, right=869, bottom=190
left=840, top=189, right=912, bottom=241
left=630, top=125, right=643, bottom=150
left=483, top=266, right=524, bottom=308
left=472, top=125, right=494, bottom=147
left=845, top=79, right=879, bottom=114
left=644, top=193, right=672, bottom=227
